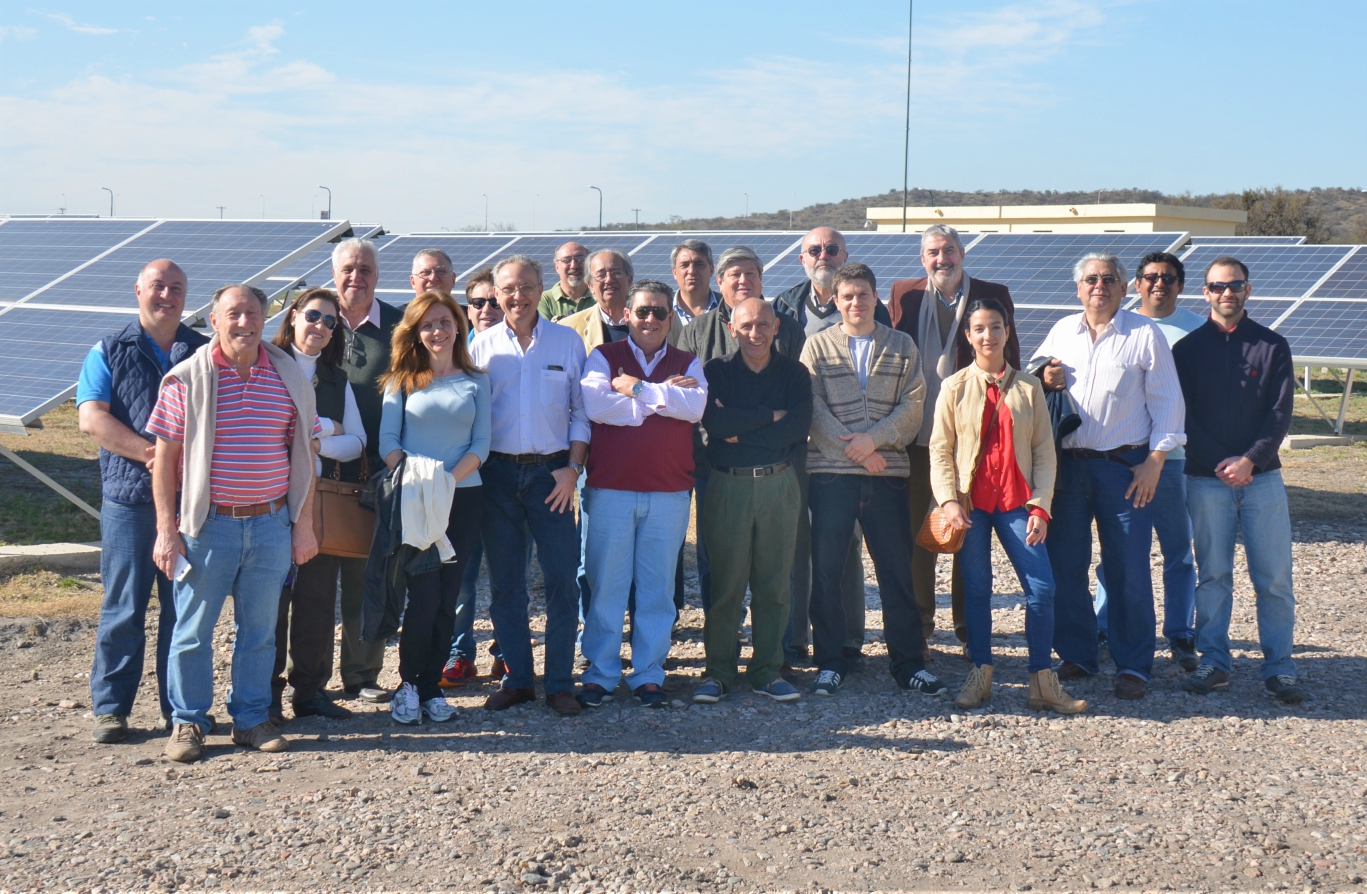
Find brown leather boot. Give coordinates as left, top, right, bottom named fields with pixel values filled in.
left=954, top=664, right=992, bottom=709
left=1027, top=669, right=1087, bottom=714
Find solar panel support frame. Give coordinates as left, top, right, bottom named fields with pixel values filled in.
left=0, top=442, right=101, bottom=520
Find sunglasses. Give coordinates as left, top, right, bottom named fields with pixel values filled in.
left=300, top=308, right=337, bottom=329
left=1082, top=274, right=1119, bottom=286
left=633, top=306, right=670, bottom=321
left=1140, top=273, right=1179, bottom=286
left=1206, top=280, right=1249, bottom=294
left=468, top=297, right=499, bottom=310
left=805, top=243, right=843, bottom=259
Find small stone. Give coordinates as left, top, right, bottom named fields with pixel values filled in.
left=316, top=733, right=329, bottom=742
left=412, top=764, right=429, bottom=777
left=127, top=756, right=153, bottom=766
left=521, top=872, right=548, bottom=886
left=58, top=699, right=79, bottom=709
left=946, top=851, right=965, bottom=863
left=212, top=807, right=230, bottom=819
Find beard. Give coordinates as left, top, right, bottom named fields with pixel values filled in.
left=565, top=273, right=584, bottom=288
left=810, top=266, right=835, bottom=293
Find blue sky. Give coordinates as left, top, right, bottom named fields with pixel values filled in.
left=1, top=1, right=1363, bottom=232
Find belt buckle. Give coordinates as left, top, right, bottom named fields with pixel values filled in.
left=751, top=467, right=765, bottom=478
left=231, top=504, right=251, bottom=519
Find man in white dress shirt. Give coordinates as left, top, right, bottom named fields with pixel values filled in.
left=1034, top=252, right=1186, bottom=700
left=575, top=280, right=708, bottom=709
left=470, top=254, right=591, bottom=717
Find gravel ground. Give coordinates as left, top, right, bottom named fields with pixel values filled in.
left=0, top=514, right=1365, bottom=894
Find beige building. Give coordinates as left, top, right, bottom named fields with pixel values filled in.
left=865, top=202, right=1247, bottom=236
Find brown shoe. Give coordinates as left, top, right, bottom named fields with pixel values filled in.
left=546, top=691, right=582, bottom=716
left=165, top=722, right=205, bottom=763
left=954, top=664, right=993, bottom=709
left=1114, top=672, right=1147, bottom=700
left=484, top=686, right=536, bottom=711
left=232, top=721, right=289, bottom=753
left=1054, top=660, right=1091, bottom=681
left=1027, top=669, right=1087, bottom=714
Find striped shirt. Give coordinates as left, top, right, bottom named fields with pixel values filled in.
left=147, top=345, right=305, bottom=507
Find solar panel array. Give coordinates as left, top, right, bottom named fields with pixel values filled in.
left=3, top=219, right=1366, bottom=432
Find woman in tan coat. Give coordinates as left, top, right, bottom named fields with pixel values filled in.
left=929, top=298, right=1085, bottom=714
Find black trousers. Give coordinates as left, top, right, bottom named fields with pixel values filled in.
left=274, top=554, right=366, bottom=704
left=401, top=486, right=485, bottom=701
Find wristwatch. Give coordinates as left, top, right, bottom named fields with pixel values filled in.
left=631, top=381, right=644, bottom=398
left=569, top=461, right=585, bottom=476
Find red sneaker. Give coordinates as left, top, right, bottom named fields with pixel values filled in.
left=439, top=656, right=476, bottom=689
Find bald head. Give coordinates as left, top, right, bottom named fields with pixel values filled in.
left=728, top=296, right=778, bottom=369
left=134, top=259, right=187, bottom=336
left=800, top=227, right=849, bottom=300
left=139, top=259, right=186, bottom=287
left=733, top=296, right=773, bottom=324
left=554, top=241, right=589, bottom=295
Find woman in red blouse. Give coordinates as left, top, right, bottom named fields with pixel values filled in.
left=928, top=299, right=1085, bottom=714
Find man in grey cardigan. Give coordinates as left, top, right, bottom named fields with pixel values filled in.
left=148, top=284, right=318, bottom=763
left=800, top=263, right=944, bottom=698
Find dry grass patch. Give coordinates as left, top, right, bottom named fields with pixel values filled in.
left=0, top=563, right=103, bottom=618
left=1280, top=441, right=1367, bottom=524
left=0, top=402, right=102, bottom=546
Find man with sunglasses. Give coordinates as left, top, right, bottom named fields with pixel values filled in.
left=1033, top=252, right=1185, bottom=700
left=1172, top=257, right=1302, bottom=705
left=538, top=241, right=594, bottom=322
left=1092, top=252, right=1204, bottom=673
left=888, top=223, right=1018, bottom=659
left=577, top=280, right=707, bottom=708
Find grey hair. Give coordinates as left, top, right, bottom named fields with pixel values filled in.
left=1072, top=252, right=1128, bottom=284
left=412, top=248, right=453, bottom=272
left=492, top=253, right=544, bottom=286
left=920, top=224, right=964, bottom=253
left=210, top=283, right=268, bottom=314
left=716, top=245, right=763, bottom=277
left=628, top=279, right=674, bottom=308
left=332, top=237, right=378, bottom=270
left=589, top=248, right=634, bottom=282
left=669, top=239, right=714, bottom=269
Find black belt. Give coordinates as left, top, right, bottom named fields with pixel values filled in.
left=1063, top=444, right=1147, bottom=468
left=489, top=450, right=569, bottom=465
left=713, top=460, right=792, bottom=479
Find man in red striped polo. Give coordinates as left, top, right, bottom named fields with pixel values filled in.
left=575, top=280, right=708, bottom=709
left=148, top=283, right=320, bottom=763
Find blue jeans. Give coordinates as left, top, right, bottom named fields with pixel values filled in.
left=960, top=506, right=1056, bottom=673
left=167, top=507, right=293, bottom=732
left=482, top=455, right=581, bottom=696
left=1095, top=457, right=1196, bottom=641
left=90, top=499, right=176, bottom=718
left=1186, top=471, right=1296, bottom=679
left=808, top=473, right=924, bottom=683
left=1048, top=448, right=1156, bottom=680
left=581, top=488, right=691, bottom=691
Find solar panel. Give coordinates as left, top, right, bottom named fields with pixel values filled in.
left=0, top=218, right=157, bottom=303
left=18, top=220, right=346, bottom=315
left=1188, top=235, right=1306, bottom=246
left=1307, top=247, right=1367, bottom=298
left=965, top=233, right=1183, bottom=305
left=1178, top=244, right=1353, bottom=298
left=1010, top=306, right=1079, bottom=358
left=1274, top=300, right=1367, bottom=363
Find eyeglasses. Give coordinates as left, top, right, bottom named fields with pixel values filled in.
left=468, top=297, right=499, bottom=310
left=415, top=267, right=452, bottom=278
left=633, top=306, right=670, bottom=321
left=805, top=244, right=844, bottom=259
left=1082, top=274, right=1119, bottom=286
left=1140, top=273, right=1179, bottom=286
left=592, top=269, right=626, bottom=281
left=300, top=309, right=337, bottom=330
left=1206, top=280, right=1249, bottom=294
left=555, top=254, right=588, bottom=265
left=497, top=285, right=540, bottom=299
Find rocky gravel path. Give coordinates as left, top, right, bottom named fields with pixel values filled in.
left=0, top=518, right=1364, bottom=893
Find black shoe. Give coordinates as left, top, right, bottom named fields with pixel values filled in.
left=292, top=693, right=354, bottom=720
left=844, top=652, right=866, bottom=673
left=632, top=683, right=666, bottom=708
left=1181, top=665, right=1230, bottom=695
left=576, top=683, right=613, bottom=708
left=1169, top=636, right=1199, bottom=672
left=1265, top=674, right=1306, bottom=705
left=898, top=669, right=949, bottom=697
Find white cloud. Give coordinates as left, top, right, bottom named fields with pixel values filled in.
left=41, top=11, right=118, bottom=35
left=0, top=24, right=38, bottom=40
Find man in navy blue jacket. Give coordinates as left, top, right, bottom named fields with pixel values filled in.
left=1171, top=256, right=1303, bottom=705
left=78, top=259, right=210, bottom=743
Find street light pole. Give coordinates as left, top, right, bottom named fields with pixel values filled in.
left=261, top=195, right=265, bottom=219
left=589, top=186, right=602, bottom=229
left=901, top=0, right=914, bottom=233
left=101, top=187, right=113, bottom=218
left=318, top=185, right=332, bottom=220
left=482, top=194, right=488, bottom=231
left=217, top=206, right=226, bottom=219
left=60, top=194, right=67, bottom=215
left=632, top=208, right=640, bottom=227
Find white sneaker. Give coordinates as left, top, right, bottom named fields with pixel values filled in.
left=422, top=695, right=455, bottom=722
left=391, top=682, right=421, bottom=725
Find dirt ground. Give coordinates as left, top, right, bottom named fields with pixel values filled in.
left=0, top=442, right=1365, bottom=893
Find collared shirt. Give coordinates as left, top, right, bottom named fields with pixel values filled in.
left=147, top=345, right=304, bottom=506
left=341, top=297, right=382, bottom=332
left=672, top=289, right=720, bottom=325
left=581, top=341, right=708, bottom=427
left=1033, top=308, right=1186, bottom=453
left=537, top=282, right=594, bottom=322
left=470, top=316, right=591, bottom=454
left=970, top=375, right=1045, bottom=520
left=1142, top=306, right=1205, bottom=462
left=598, top=306, right=630, bottom=343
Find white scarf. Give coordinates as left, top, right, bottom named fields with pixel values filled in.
left=915, top=276, right=971, bottom=445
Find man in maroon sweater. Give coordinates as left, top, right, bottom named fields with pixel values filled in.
left=576, top=280, right=709, bottom=708
left=887, top=224, right=1019, bottom=656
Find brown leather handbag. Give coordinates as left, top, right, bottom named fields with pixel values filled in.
left=916, top=394, right=1002, bottom=554
left=312, top=454, right=376, bottom=559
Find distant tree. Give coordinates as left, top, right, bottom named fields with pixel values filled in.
left=1216, top=187, right=1329, bottom=243
left=491, top=221, right=517, bottom=232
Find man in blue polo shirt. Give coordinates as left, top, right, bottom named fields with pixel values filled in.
left=77, top=259, right=209, bottom=744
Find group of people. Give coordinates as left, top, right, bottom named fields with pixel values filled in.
left=76, top=223, right=1302, bottom=764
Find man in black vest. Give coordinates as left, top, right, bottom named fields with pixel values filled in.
left=331, top=237, right=405, bottom=701
left=79, top=259, right=209, bottom=743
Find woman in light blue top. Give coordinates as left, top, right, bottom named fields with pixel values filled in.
left=376, top=291, right=489, bottom=725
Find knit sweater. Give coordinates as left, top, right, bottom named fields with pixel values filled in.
left=799, top=323, right=925, bottom=477
left=164, top=337, right=317, bottom=538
